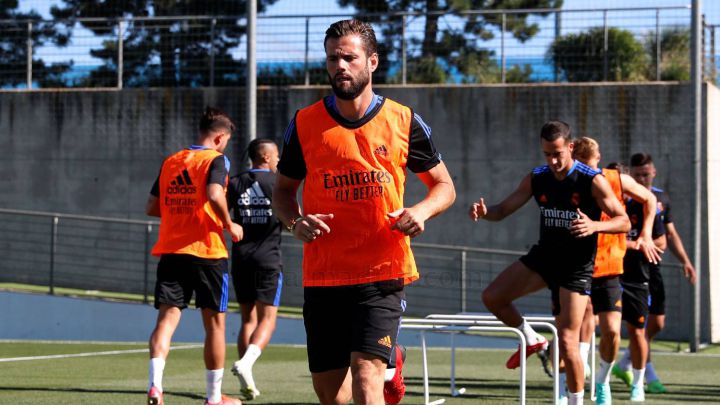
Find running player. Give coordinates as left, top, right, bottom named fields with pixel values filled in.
left=273, top=19, right=456, bottom=405
left=469, top=121, right=630, bottom=405
left=613, top=152, right=697, bottom=394
left=146, top=107, right=244, bottom=405
left=227, top=138, right=282, bottom=400
left=572, top=137, right=661, bottom=405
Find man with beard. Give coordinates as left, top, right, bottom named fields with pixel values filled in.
left=273, top=19, right=456, bottom=405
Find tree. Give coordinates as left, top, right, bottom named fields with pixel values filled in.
left=51, top=1, right=279, bottom=87
left=337, top=0, right=561, bottom=84
left=0, top=0, right=71, bottom=88
left=549, top=27, right=648, bottom=82
left=645, top=28, right=690, bottom=81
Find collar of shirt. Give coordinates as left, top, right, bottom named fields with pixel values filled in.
left=327, top=92, right=381, bottom=120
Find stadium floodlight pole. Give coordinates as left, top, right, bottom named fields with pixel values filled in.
left=690, top=0, right=702, bottom=353
left=247, top=0, right=257, bottom=143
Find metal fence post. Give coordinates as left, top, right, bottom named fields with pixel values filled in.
left=603, top=9, right=609, bottom=81
left=26, top=22, right=32, bottom=89
left=554, top=10, right=562, bottom=82
left=690, top=0, right=703, bottom=353
left=402, top=14, right=407, bottom=85
left=501, top=12, right=506, bottom=84
left=49, top=216, right=58, bottom=295
left=210, top=18, right=216, bottom=87
left=143, top=223, right=152, bottom=304
left=656, top=9, right=661, bottom=80
left=460, top=250, right=467, bottom=313
left=304, top=16, right=310, bottom=86
left=117, top=20, right=124, bottom=89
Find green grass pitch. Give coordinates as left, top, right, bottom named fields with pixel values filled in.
left=2, top=342, right=720, bottom=404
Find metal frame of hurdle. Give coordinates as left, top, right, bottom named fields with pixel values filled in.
left=401, top=314, right=596, bottom=405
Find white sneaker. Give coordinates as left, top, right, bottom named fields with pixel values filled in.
left=231, top=360, right=260, bottom=400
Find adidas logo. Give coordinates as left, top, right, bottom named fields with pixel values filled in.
left=239, top=181, right=271, bottom=206
left=167, top=169, right=197, bottom=194
left=373, top=145, right=389, bottom=157
left=377, top=335, right=392, bottom=348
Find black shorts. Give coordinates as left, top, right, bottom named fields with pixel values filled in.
left=621, top=281, right=649, bottom=328
left=591, top=275, right=623, bottom=314
left=154, top=254, right=230, bottom=312
left=303, top=279, right=405, bottom=373
left=232, top=261, right=283, bottom=306
left=648, top=266, right=666, bottom=315
left=520, top=245, right=592, bottom=315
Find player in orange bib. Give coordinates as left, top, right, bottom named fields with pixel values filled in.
left=145, top=107, right=244, bottom=405
left=572, top=137, right=662, bottom=404
left=273, top=19, right=456, bottom=405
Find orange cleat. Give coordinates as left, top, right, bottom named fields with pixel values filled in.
left=147, top=385, right=163, bottom=405
left=506, top=338, right=549, bottom=369
left=203, top=394, right=243, bottom=405
left=384, top=344, right=407, bottom=405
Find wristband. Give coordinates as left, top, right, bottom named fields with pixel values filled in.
left=287, top=216, right=304, bottom=232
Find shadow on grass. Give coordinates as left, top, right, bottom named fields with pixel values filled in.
left=0, top=386, right=203, bottom=400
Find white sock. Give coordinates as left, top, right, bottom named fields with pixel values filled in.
left=240, top=344, right=262, bottom=368
left=519, top=320, right=543, bottom=346
left=618, top=348, right=632, bottom=371
left=596, top=359, right=614, bottom=384
left=148, top=357, right=165, bottom=392
left=579, top=342, right=590, bottom=366
left=206, top=368, right=223, bottom=403
left=645, top=361, right=659, bottom=382
left=632, top=368, right=645, bottom=387
left=384, top=367, right=396, bottom=382
left=568, top=390, right=584, bottom=405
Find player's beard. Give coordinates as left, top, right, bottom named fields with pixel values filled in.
left=328, top=66, right=370, bottom=100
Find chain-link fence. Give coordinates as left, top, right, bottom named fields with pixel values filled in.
left=3, top=5, right=718, bottom=89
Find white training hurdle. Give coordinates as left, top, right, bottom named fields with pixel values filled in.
left=425, top=314, right=597, bottom=401
left=401, top=317, right=560, bottom=405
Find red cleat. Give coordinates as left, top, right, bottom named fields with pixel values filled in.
left=203, top=394, right=242, bottom=405
left=506, top=338, right=549, bottom=369
left=384, top=344, right=406, bottom=405
left=147, top=385, right=163, bottom=405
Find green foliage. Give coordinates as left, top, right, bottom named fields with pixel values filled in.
left=645, top=28, right=690, bottom=81
left=51, top=1, right=279, bottom=87
left=550, top=27, right=648, bottom=82
left=340, top=0, right=560, bottom=83
left=0, top=1, right=71, bottom=87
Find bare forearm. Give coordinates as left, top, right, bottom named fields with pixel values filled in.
left=411, top=182, right=455, bottom=221
left=668, top=230, right=692, bottom=263
left=208, top=187, right=233, bottom=229
left=594, top=215, right=630, bottom=234
left=272, top=190, right=301, bottom=228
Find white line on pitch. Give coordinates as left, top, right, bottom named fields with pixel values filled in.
left=0, top=344, right=202, bottom=363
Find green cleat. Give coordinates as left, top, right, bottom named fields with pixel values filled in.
left=611, top=364, right=633, bottom=387
left=646, top=380, right=667, bottom=394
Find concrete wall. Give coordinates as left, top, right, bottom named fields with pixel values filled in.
left=0, top=83, right=714, bottom=341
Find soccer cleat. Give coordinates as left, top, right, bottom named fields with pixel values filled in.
left=630, top=384, right=645, bottom=402
left=595, top=382, right=612, bottom=405
left=584, top=362, right=591, bottom=379
left=147, top=385, right=163, bottom=405
left=383, top=344, right=407, bottom=405
left=537, top=347, right=553, bottom=378
left=646, top=380, right=667, bottom=394
left=203, top=394, right=243, bottom=405
left=506, top=337, right=548, bottom=369
left=231, top=360, right=260, bottom=400
left=557, top=387, right=568, bottom=405
left=611, top=364, right=633, bottom=387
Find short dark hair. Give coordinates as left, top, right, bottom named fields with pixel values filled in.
left=540, top=120, right=572, bottom=142
left=630, top=153, right=653, bottom=167
left=606, top=161, right=628, bottom=174
left=248, top=138, right=277, bottom=163
left=324, top=19, right=378, bottom=56
left=199, top=106, right=235, bottom=135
